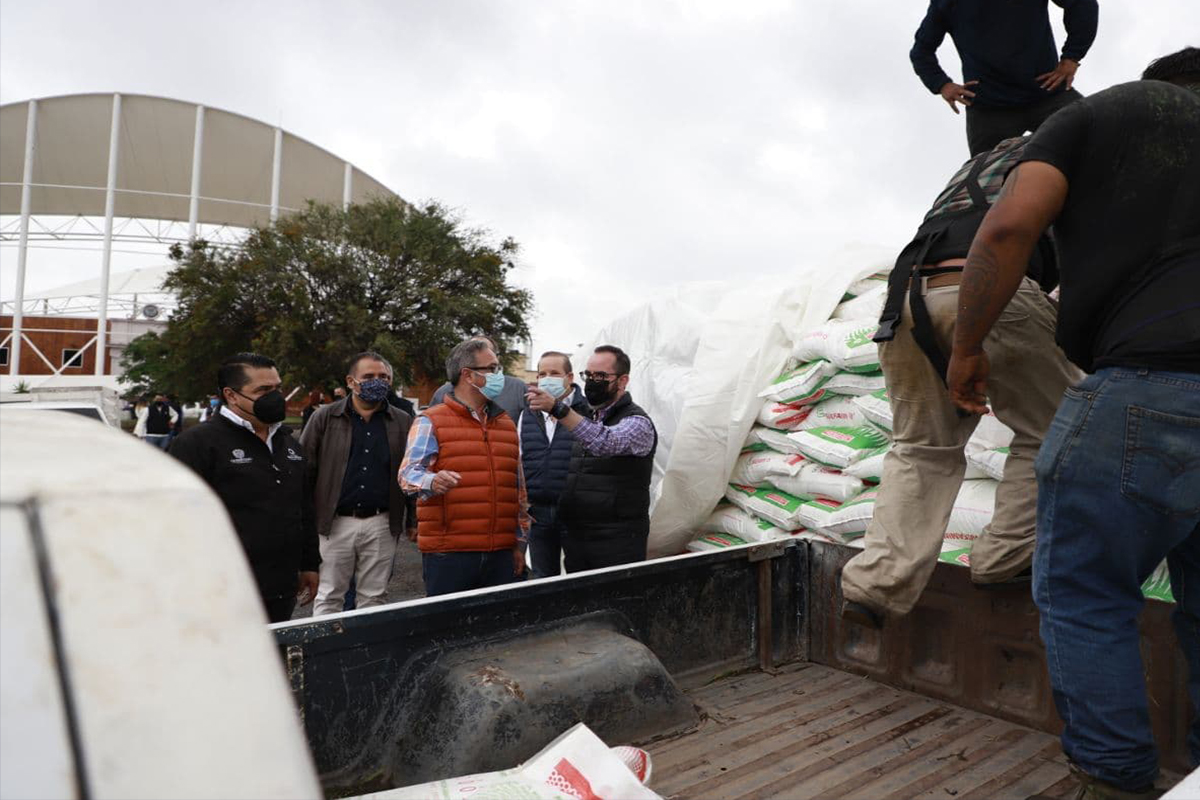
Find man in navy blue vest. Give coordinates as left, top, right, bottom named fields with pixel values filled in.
left=518, top=351, right=590, bottom=578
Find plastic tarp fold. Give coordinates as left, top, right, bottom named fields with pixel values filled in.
left=579, top=246, right=896, bottom=558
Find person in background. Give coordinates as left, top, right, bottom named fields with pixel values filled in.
left=169, top=352, right=319, bottom=623
left=388, top=385, right=416, bottom=419
left=134, top=392, right=178, bottom=450
left=401, top=338, right=529, bottom=596
left=301, top=389, right=325, bottom=429
left=428, top=335, right=527, bottom=423
left=167, top=394, right=184, bottom=443
left=910, top=0, right=1097, bottom=155
left=946, top=48, right=1200, bottom=800
left=332, top=387, right=347, bottom=402
left=198, top=395, right=221, bottom=423
left=300, top=352, right=414, bottom=616
left=526, top=345, right=656, bottom=573
left=517, top=351, right=591, bottom=578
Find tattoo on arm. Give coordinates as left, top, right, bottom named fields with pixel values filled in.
left=955, top=241, right=1003, bottom=353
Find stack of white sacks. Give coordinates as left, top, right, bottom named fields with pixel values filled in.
left=686, top=273, right=1175, bottom=603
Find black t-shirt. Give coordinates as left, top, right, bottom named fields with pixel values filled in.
left=1020, top=80, right=1200, bottom=373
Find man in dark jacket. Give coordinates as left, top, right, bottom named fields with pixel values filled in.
left=947, top=49, right=1200, bottom=799
left=527, top=345, right=657, bottom=573
left=517, top=351, right=591, bottom=578
left=300, top=352, right=414, bottom=616
left=910, top=0, right=1098, bottom=155
left=169, top=352, right=319, bottom=623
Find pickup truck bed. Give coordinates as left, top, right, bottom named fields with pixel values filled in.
left=653, top=663, right=1092, bottom=799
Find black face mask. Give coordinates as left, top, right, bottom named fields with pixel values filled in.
left=584, top=379, right=616, bottom=406
left=234, top=389, right=287, bottom=424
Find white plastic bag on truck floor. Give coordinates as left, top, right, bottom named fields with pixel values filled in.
left=700, top=504, right=792, bottom=543
left=792, top=319, right=881, bottom=373
left=371, top=723, right=659, bottom=800
left=789, top=425, right=891, bottom=469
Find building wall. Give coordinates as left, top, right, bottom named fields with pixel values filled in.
left=0, top=316, right=112, bottom=375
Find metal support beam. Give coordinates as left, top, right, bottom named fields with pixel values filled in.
left=342, top=162, right=352, bottom=210
left=270, top=126, right=283, bottom=223
left=10, top=98, right=37, bottom=375
left=94, top=93, right=121, bottom=377
left=187, top=105, right=205, bottom=239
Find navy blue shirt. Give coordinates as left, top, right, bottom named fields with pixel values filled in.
left=911, top=0, right=1098, bottom=108
left=336, top=405, right=392, bottom=512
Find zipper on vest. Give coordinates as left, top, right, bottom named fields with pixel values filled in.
left=482, top=421, right=496, bottom=547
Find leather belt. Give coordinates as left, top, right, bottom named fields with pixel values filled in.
left=335, top=507, right=387, bottom=518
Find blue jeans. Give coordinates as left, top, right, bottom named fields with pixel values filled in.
left=1034, top=368, right=1200, bottom=789
left=145, top=434, right=172, bottom=451
left=422, top=550, right=519, bottom=597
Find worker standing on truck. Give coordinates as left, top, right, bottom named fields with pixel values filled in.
left=527, top=345, right=657, bottom=573
left=947, top=48, right=1200, bottom=800
left=300, top=352, right=414, bottom=616
left=840, top=136, right=1082, bottom=630
left=169, top=352, right=320, bottom=623
left=910, top=0, right=1097, bottom=155
left=400, top=338, right=530, bottom=596
left=517, top=351, right=592, bottom=578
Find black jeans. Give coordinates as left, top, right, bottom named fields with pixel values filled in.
left=529, top=503, right=567, bottom=578
left=263, top=594, right=296, bottom=623
left=965, top=89, right=1083, bottom=156
left=563, top=531, right=648, bottom=574
left=421, top=550, right=519, bottom=597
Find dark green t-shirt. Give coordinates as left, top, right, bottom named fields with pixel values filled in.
left=1020, top=80, right=1200, bottom=373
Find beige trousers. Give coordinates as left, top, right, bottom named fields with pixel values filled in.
left=313, top=513, right=396, bottom=616
left=841, top=278, right=1082, bottom=618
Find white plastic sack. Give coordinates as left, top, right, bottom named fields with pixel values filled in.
left=746, top=426, right=806, bottom=455
left=700, top=504, right=791, bottom=543
left=788, top=425, right=891, bottom=469
left=852, top=388, right=893, bottom=432
left=969, top=411, right=1015, bottom=449
left=822, top=487, right=881, bottom=538
left=943, top=479, right=999, bottom=548
left=966, top=442, right=1009, bottom=481
left=792, top=319, right=881, bottom=373
left=831, top=284, right=887, bottom=321
left=687, top=531, right=749, bottom=552
left=847, top=271, right=890, bottom=298
left=842, top=444, right=890, bottom=482
left=824, top=370, right=887, bottom=396
left=729, top=450, right=806, bottom=485
left=795, top=497, right=842, bottom=533
left=757, top=400, right=815, bottom=430
left=771, top=463, right=865, bottom=503
left=380, top=723, right=659, bottom=800
left=724, top=484, right=807, bottom=530
left=797, top=395, right=869, bottom=431
left=758, top=360, right=836, bottom=404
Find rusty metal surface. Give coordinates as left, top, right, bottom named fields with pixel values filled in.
left=648, top=664, right=1182, bottom=800
left=806, top=540, right=1192, bottom=774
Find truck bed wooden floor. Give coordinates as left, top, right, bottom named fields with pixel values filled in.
left=647, top=662, right=1181, bottom=800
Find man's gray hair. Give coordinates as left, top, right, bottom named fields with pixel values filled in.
left=446, top=338, right=493, bottom=384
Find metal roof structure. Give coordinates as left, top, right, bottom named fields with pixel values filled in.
left=0, top=92, right=403, bottom=376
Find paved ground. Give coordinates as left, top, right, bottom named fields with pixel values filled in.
left=290, top=535, right=426, bottom=619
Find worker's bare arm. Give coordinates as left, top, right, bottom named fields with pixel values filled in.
left=948, top=161, right=1068, bottom=412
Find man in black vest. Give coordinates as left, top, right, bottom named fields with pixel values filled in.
left=527, top=345, right=657, bottom=573
left=518, top=351, right=591, bottom=578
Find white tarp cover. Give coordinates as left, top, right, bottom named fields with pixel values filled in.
left=579, top=245, right=896, bottom=558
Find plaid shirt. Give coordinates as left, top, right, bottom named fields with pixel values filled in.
left=399, top=413, right=531, bottom=542
left=924, top=135, right=1027, bottom=223
left=572, top=400, right=656, bottom=458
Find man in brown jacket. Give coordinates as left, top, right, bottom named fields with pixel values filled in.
left=300, top=352, right=414, bottom=615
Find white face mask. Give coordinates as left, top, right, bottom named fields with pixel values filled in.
left=538, top=376, right=567, bottom=399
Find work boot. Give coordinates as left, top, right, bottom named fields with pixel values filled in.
left=1026, top=763, right=1164, bottom=800
left=841, top=600, right=884, bottom=629
left=973, top=567, right=1033, bottom=589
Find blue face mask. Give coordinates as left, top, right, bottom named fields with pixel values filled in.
left=356, top=378, right=391, bottom=404
left=209, top=398, right=219, bottom=408
left=538, top=376, right=567, bottom=399
left=480, top=371, right=506, bottom=400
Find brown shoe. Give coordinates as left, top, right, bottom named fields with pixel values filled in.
left=1027, top=764, right=1163, bottom=800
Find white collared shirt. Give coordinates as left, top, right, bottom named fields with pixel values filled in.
left=219, top=405, right=283, bottom=454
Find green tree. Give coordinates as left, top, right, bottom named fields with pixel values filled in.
left=121, top=197, right=533, bottom=400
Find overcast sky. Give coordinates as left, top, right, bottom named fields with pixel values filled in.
left=2, top=1, right=1195, bottom=360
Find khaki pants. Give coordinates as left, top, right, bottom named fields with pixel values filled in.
left=841, top=278, right=1082, bottom=618
left=313, top=513, right=396, bottom=616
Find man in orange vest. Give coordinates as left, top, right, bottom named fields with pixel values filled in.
left=399, top=337, right=530, bottom=596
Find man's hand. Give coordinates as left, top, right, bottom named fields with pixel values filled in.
left=1037, top=59, right=1078, bottom=92
left=513, top=546, right=526, bottom=577
left=525, top=386, right=556, bottom=414
left=406, top=525, right=418, bottom=542
left=430, top=470, right=461, bottom=495
left=947, top=349, right=991, bottom=415
left=296, top=570, right=319, bottom=605
left=940, top=80, right=978, bottom=114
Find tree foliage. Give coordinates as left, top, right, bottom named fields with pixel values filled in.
left=121, top=198, right=533, bottom=400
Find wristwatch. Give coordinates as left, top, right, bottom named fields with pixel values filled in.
left=550, top=400, right=570, bottom=420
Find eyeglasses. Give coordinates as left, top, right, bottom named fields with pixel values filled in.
left=581, top=371, right=621, bottom=382
left=468, top=364, right=503, bottom=374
